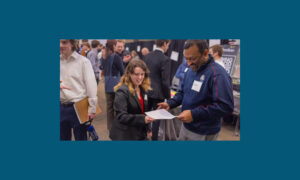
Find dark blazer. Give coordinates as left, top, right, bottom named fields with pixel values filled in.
left=144, top=50, right=171, bottom=100
left=109, top=85, right=150, bottom=140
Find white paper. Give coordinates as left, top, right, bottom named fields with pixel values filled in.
left=137, top=45, right=141, bottom=52
left=153, top=44, right=157, bottom=50
left=170, top=51, right=179, bottom=61
left=145, top=109, right=176, bottom=120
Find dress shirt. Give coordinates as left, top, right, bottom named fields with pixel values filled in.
left=60, top=51, right=98, bottom=113
left=154, top=47, right=164, bottom=53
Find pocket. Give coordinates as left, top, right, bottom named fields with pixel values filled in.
left=115, top=122, right=128, bottom=130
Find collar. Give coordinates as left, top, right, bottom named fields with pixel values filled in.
left=197, top=55, right=214, bottom=72
left=60, top=51, right=78, bottom=61
left=154, top=47, right=164, bottom=53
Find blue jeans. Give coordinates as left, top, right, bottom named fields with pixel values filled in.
left=60, top=104, right=88, bottom=141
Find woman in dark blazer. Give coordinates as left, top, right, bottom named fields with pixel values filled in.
left=109, top=60, right=155, bottom=140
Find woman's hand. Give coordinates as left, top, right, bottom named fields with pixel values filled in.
left=145, top=116, right=155, bottom=124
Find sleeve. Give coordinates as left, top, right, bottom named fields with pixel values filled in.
left=82, top=59, right=98, bottom=114
left=88, top=52, right=99, bottom=74
left=114, top=88, right=146, bottom=127
left=114, top=55, right=125, bottom=76
left=99, top=57, right=103, bottom=70
left=190, top=74, right=234, bottom=122
left=161, top=57, right=171, bottom=99
left=175, top=64, right=185, bottom=81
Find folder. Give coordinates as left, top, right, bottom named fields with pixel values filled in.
left=73, top=97, right=101, bottom=124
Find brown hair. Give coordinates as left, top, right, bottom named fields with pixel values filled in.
left=131, top=50, right=138, bottom=58
left=117, top=40, right=125, bottom=44
left=105, top=39, right=117, bottom=56
left=91, top=40, right=100, bottom=48
left=81, top=42, right=91, bottom=49
left=155, top=39, right=170, bottom=47
left=114, top=60, right=151, bottom=95
left=210, top=44, right=223, bottom=57
left=68, top=39, right=78, bottom=51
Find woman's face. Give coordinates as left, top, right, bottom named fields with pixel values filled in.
left=130, top=67, right=145, bottom=87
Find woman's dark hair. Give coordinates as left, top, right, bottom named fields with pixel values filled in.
left=105, top=40, right=117, bottom=56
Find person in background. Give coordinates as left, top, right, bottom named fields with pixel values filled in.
left=131, top=50, right=140, bottom=61
left=87, top=40, right=102, bottom=84
left=60, top=39, right=98, bottom=141
left=144, top=39, right=171, bottom=140
left=209, top=44, right=225, bottom=69
left=115, top=40, right=131, bottom=68
left=81, top=42, right=91, bottom=57
left=158, top=40, right=234, bottom=141
left=101, top=40, right=124, bottom=131
left=174, top=57, right=188, bottom=91
left=141, top=47, right=150, bottom=59
left=110, top=60, right=155, bottom=140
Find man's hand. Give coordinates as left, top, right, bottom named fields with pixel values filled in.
left=177, top=110, right=193, bottom=123
left=60, top=80, right=71, bottom=90
left=88, top=113, right=96, bottom=121
left=157, top=102, right=170, bottom=111
left=123, top=55, right=131, bottom=63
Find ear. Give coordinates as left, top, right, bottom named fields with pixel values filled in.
left=203, top=49, right=209, bottom=57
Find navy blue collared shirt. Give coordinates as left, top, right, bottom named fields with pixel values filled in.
left=168, top=56, right=234, bottom=135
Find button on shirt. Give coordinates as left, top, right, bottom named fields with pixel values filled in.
left=60, top=51, right=98, bottom=113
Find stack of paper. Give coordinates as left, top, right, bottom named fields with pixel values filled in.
left=145, top=109, right=176, bottom=120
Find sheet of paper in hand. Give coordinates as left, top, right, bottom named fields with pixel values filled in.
left=145, top=109, right=176, bottom=120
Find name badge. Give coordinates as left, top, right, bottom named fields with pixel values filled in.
left=184, top=68, right=188, bottom=72
left=191, top=80, right=202, bottom=92
left=144, top=94, right=148, bottom=101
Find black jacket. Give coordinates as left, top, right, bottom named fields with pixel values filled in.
left=109, top=85, right=150, bottom=140
left=144, top=50, right=171, bottom=100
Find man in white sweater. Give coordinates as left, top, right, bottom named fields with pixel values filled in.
left=60, top=39, right=98, bottom=141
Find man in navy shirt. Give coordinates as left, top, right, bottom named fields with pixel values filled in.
left=158, top=40, right=234, bottom=141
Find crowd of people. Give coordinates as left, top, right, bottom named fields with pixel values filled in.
left=60, top=39, right=234, bottom=141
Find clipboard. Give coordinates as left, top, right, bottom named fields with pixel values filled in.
left=73, top=97, right=101, bottom=124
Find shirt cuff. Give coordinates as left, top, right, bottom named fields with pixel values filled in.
left=88, top=97, right=97, bottom=114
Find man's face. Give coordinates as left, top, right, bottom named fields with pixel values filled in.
left=184, top=45, right=207, bottom=71
left=60, top=40, right=73, bottom=57
left=141, top=48, right=149, bottom=56
left=116, top=42, right=124, bottom=54
left=162, top=42, right=170, bottom=53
